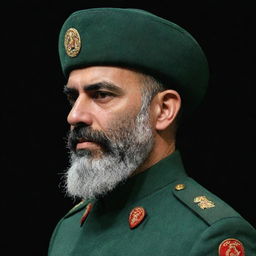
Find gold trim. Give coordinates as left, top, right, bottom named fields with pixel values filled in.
left=194, top=196, right=215, bottom=209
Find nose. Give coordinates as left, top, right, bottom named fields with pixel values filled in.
left=67, top=95, right=93, bottom=127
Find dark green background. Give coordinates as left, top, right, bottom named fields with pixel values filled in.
left=3, top=1, right=255, bottom=255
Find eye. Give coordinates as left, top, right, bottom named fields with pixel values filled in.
left=63, top=87, right=78, bottom=106
left=66, top=94, right=78, bottom=106
left=92, top=91, right=115, bottom=101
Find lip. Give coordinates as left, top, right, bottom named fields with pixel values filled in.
left=76, top=141, right=100, bottom=150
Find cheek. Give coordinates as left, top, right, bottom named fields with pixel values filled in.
left=98, top=101, right=141, bottom=128
left=106, top=109, right=138, bottom=134
left=92, top=110, right=110, bottom=130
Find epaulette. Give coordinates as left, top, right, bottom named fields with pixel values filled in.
left=172, top=177, right=241, bottom=225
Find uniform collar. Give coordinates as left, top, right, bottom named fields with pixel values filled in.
left=98, top=150, right=187, bottom=210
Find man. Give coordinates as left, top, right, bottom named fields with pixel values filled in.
left=48, top=8, right=256, bottom=256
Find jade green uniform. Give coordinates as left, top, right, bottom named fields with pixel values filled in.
left=48, top=151, right=256, bottom=255
left=52, top=7, right=256, bottom=255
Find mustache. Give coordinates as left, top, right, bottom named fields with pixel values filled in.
left=67, top=124, right=111, bottom=153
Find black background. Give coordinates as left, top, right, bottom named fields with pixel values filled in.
left=3, top=1, right=255, bottom=255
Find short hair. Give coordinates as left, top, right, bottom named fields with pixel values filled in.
left=140, top=74, right=165, bottom=112
left=140, top=73, right=182, bottom=131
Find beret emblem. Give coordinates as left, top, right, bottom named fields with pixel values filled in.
left=64, top=28, right=81, bottom=57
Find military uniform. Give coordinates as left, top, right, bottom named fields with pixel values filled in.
left=50, top=7, right=256, bottom=255
left=48, top=151, right=256, bottom=255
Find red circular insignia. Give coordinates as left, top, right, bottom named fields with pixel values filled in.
left=80, top=203, right=93, bottom=226
left=219, top=238, right=245, bottom=256
left=129, top=207, right=146, bottom=229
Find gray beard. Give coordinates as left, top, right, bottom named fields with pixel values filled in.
left=65, top=107, right=154, bottom=201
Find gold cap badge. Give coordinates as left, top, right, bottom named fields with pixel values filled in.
left=64, top=28, right=81, bottom=57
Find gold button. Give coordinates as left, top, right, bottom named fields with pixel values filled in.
left=175, top=184, right=185, bottom=191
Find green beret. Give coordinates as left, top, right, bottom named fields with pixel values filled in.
left=58, top=8, right=209, bottom=118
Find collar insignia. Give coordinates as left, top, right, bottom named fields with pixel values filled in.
left=129, top=207, right=146, bottom=229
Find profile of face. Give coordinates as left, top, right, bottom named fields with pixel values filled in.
left=63, top=66, right=155, bottom=200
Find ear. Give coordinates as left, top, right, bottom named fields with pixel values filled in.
left=153, top=90, right=181, bottom=131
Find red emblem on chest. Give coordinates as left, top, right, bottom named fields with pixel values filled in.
left=80, top=203, right=93, bottom=226
left=218, top=238, right=245, bottom=256
left=129, top=207, right=146, bottom=229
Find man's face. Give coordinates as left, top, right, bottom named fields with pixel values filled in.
left=66, top=66, right=143, bottom=156
left=63, top=66, right=154, bottom=200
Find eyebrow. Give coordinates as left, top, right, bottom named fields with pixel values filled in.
left=64, top=81, right=124, bottom=95
left=63, top=86, right=77, bottom=95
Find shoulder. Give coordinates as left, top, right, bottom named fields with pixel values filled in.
left=172, top=176, right=241, bottom=225
left=171, top=176, right=256, bottom=255
left=172, top=176, right=256, bottom=255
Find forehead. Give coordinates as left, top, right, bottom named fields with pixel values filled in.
left=67, top=66, right=145, bottom=91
